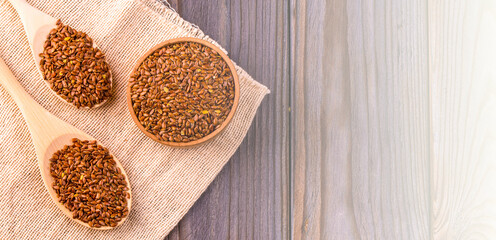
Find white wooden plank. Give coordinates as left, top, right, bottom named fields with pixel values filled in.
left=292, top=0, right=431, bottom=239
left=429, top=0, right=496, bottom=238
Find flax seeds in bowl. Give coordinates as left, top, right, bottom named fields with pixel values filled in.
left=39, top=20, right=112, bottom=108
left=127, top=38, right=240, bottom=147
left=49, top=138, right=130, bottom=228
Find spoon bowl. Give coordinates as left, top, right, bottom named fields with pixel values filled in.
left=0, top=57, right=130, bottom=230
left=8, top=0, right=112, bottom=109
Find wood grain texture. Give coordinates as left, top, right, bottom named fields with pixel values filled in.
left=291, top=0, right=431, bottom=239
left=429, top=0, right=496, bottom=238
left=163, top=0, right=496, bottom=239
left=165, top=0, right=290, bottom=239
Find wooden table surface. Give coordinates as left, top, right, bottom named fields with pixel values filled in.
left=164, top=0, right=496, bottom=239
left=165, top=0, right=289, bottom=239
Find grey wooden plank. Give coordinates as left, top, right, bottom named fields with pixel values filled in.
left=166, top=0, right=290, bottom=239
left=178, top=166, right=231, bottom=240
left=165, top=225, right=180, bottom=240
left=291, top=0, right=430, bottom=239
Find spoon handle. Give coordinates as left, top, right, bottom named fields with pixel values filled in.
left=0, top=56, right=64, bottom=148
left=8, top=0, right=57, bottom=46
left=0, top=57, right=44, bottom=115
left=7, top=0, right=29, bottom=9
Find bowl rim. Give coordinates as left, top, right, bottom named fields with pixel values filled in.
left=126, top=37, right=240, bottom=148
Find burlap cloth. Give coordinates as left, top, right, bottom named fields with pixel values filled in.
left=0, top=0, right=269, bottom=239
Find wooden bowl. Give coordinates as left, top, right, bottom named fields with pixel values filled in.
left=127, top=37, right=240, bottom=147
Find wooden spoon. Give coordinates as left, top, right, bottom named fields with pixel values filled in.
left=0, top=57, right=131, bottom=230
left=7, top=0, right=112, bottom=109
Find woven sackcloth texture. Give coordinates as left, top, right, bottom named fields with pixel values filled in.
left=0, top=0, right=269, bottom=239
